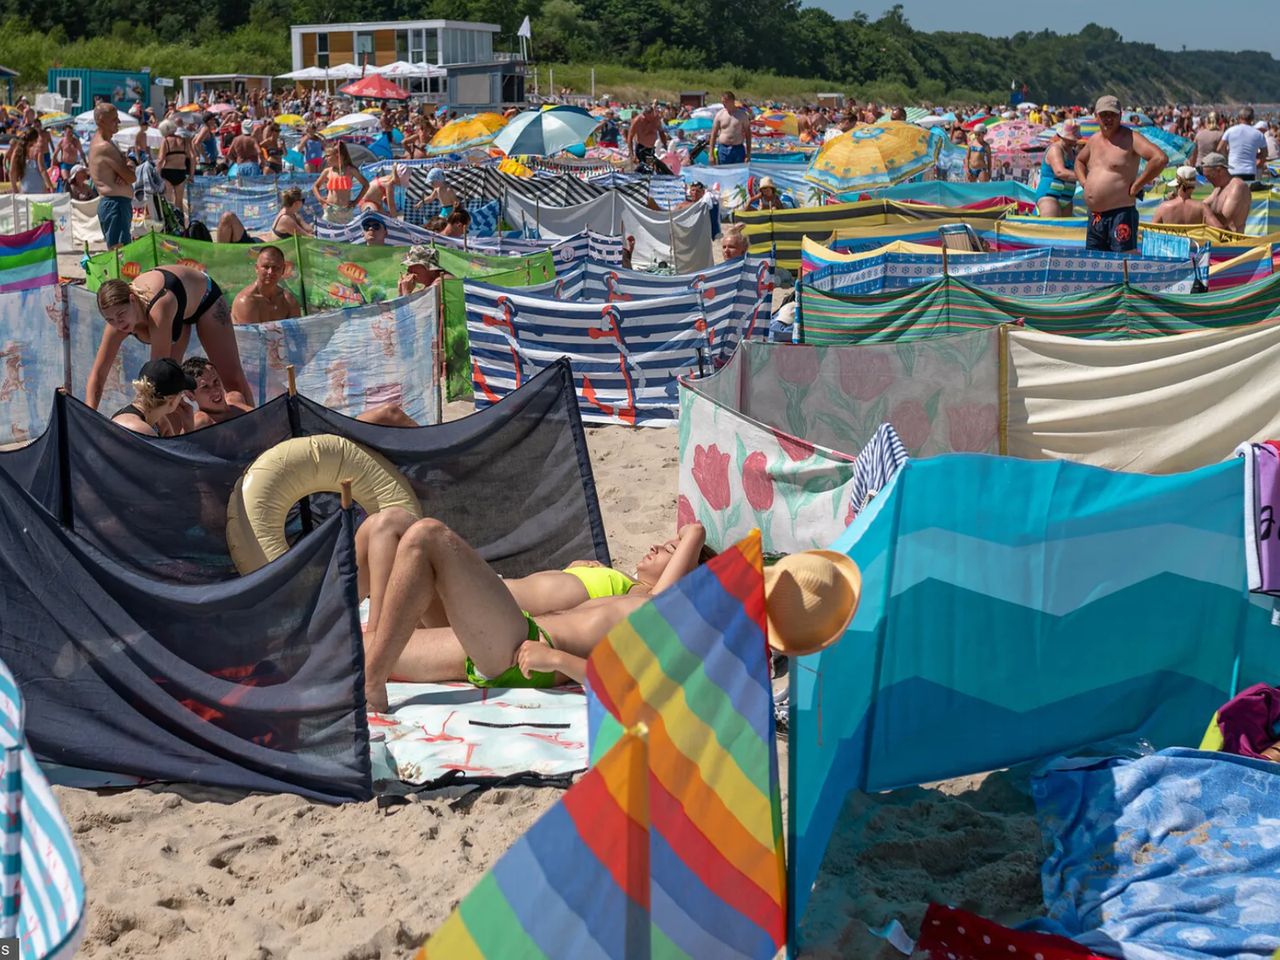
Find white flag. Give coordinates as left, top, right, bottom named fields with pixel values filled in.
left=518, top=15, right=532, bottom=39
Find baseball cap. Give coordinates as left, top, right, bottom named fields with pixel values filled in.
left=1175, top=164, right=1198, bottom=183
left=361, top=214, right=386, bottom=230
left=138, top=358, right=196, bottom=397
left=1256, top=121, right=1270, bottom=131
left=68, top=163, right=87, bottom=179
left=1094, top=95, right=1121, bottom=115
left=1200, top=152, right=1228, bottom=169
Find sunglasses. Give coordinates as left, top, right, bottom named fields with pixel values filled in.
left=363, top=222, right=386, bottom=231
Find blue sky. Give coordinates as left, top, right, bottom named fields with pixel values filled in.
left=806, top=1, right=1266, bottom=52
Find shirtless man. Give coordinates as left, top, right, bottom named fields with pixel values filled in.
left=88, top=102, right=136, bottom=250
left=1151, top=165, right=1221, bottom=227
left=183, top=355, right=418, bottom=430
left=1074, top=95, right=1167, bottom=253
left=710, top=90, right=751, bottom=165
left=231, top=247, right=300, bottom=325
left=227, top=130, right=261, bottom=176
left=626, top=103, right=669, bottom=172
left=359, top=512, right=707, bottom=712
left=1201, top=152, right=1252, bottom=234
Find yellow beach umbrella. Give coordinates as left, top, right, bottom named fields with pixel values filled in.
left=177, top=103, right=203, bottom=113
left=275, top=113, right=305, bottom=126
left=805, top=121, right=939, bottom=192
left=426, top=112, right=508, bottom=155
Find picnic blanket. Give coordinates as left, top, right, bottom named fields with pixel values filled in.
left=1031, top=748, right=1280, bottom=960
left=372, top=682, right=587, bottom=787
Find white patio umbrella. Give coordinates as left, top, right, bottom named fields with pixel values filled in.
left=324, top=63, right=371, bottom=80
left=74, top=107, right=137, bottom=128
left=378, top=61, right=445, bottom=79
left=277, top=66, right=329, bottom=81
left=113, top=126, right=162, bottom=149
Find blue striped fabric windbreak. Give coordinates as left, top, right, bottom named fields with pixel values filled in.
left=0, top=661, right=85, bottom=959
left=465, top=281, right=722, bottom=426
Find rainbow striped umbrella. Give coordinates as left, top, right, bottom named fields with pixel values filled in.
left=756, top=111, right=799, bottom=136
left=806, top=121, right=939, bottom=192
left=418, top=531, right=786, bottom=959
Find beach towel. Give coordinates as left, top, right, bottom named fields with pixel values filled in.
left=1031, top=748, right=1280, bottom=960
left=918, top=905, right=1111, bottom=960
left=372, top=682, right=587, bottom=787
left=1237, top=441, right=1280, bottom=596
left=847, top=423, right=909, bottom=523
left=1215, top=682, right=1280, bottom=760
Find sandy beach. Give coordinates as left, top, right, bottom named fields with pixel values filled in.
left=51, top=410, right=1047, bottom=959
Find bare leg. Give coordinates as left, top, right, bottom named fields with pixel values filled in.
left=386, top=627, right=468, bottom=683
left=355, top=403, right=418, bottom=427
left=217, top=211, right=246, bottom=243
left=194, top=298, right=254, bottom=405
left=1037, top=197, right=1061, bottom=219
left=356, top=507, right=418, bottom=638
left=174, top=179, right=186, bottom=217
left=365, top=518, right=527, bottom=711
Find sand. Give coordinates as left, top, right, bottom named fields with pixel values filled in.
left=52, top=409, right=1044, bottom=958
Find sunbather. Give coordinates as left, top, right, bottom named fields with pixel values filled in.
left=358, top=510, right=707, bottom=712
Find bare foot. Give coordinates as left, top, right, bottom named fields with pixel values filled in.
left=364, top=683, right=389, bottom=714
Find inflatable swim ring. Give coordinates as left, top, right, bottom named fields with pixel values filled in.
left=226, top=434, right=421, bottom=574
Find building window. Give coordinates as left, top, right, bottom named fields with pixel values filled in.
left=316, top=33, right=329, bottom=69
left=395, top=30, right=409, bottom=62
left=355, top=32, right=375, bottom=66
left=56, top=76, right=82, bottom=109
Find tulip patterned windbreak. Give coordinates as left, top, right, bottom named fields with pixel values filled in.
left=677, top=332, right=999, bottom=553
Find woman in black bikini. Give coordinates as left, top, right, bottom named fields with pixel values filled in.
left=110, top=358, right=196, bottom=437
left=86, top=264, right=254, bottom=413
left=259, top=122, right=284, bottom=175
left=270, top=187, right=313, bottom=238
left=156, top=119, right=193, bottom=215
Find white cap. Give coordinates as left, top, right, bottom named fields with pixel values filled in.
left=1256, top=120, right=1270, bottom=131
left=1175, top=164, right=1197, bottom=183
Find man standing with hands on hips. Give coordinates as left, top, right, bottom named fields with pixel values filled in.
left=1074, top=95, right=1167, bottom=253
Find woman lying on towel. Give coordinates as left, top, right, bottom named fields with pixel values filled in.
left=357, top=511, right=707, bottom=713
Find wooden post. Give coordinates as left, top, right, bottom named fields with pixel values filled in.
left=1122, top=259, right=1130, bottom=286
left=941, top=244, right=950, bottom=277
left=340, top=478, right=353, bottom=510
left=286, top=364, right=297, bottom=396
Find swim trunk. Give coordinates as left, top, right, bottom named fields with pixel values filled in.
left=97, top=195, right=133, bottom=248
left=464, top=612, right=559, bottom=689
left=1232, top=172, right=1256, bottom=182
left=1086, top=205, right=1139, bottom=253
left=716, top=143, right=746, bottom=165
left=563, top=565, right=635, bottom=599
left=229, top=162, right=262, bottom=178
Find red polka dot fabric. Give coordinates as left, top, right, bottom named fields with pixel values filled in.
left=917, top=904, right=1112, bottom=960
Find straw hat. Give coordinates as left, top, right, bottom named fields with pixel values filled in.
left=763, top=550, right=862, bottom=656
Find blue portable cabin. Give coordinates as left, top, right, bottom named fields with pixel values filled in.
left=46, top=67, right=158, bottom=114
left=0, top=66, right=17, bottom=105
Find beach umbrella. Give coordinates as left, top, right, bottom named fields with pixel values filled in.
left=677, top=115, right=714, bottom=134
left=986, top=120, right=1047, bottom=152
left=277, top=66, right=329, bottom=81
left=320, top=112, right=379, bottom=138
left=113, top=126, right=162, bottom=149
left=690, top=105, right=718, bottom=120
left=339, top=73, right=410, bottom=101
left=492, top=106, right=600, bottom=157
left=74, top=107, right=137, bottom=127
left=378, top=60, right=444, bottom=79
left=177, top=103, right=203, bottom=113
left=756, top=111, right=799, bottom=136
left=961, top=114, right=1000, bottom=131
left=275, top=113, right=305, bottom=126
left=426, top=112, right=507, bottom=155
left=206, top=103, right=236, bottom=115
left=324, top=63, right=368, bottom=80
left=805, top=121, right=939, bottom=192
left=1040, top=119, right=1192, bottom=165
left=39, top=111, right=72, bottom=129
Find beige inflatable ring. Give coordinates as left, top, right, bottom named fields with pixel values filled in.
left=226, top=434, right=422, bottom=575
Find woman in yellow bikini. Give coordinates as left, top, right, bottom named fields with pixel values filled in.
left=310, top=141, right=368, bottom=224
left=355, top=508, right=710, bottom=711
